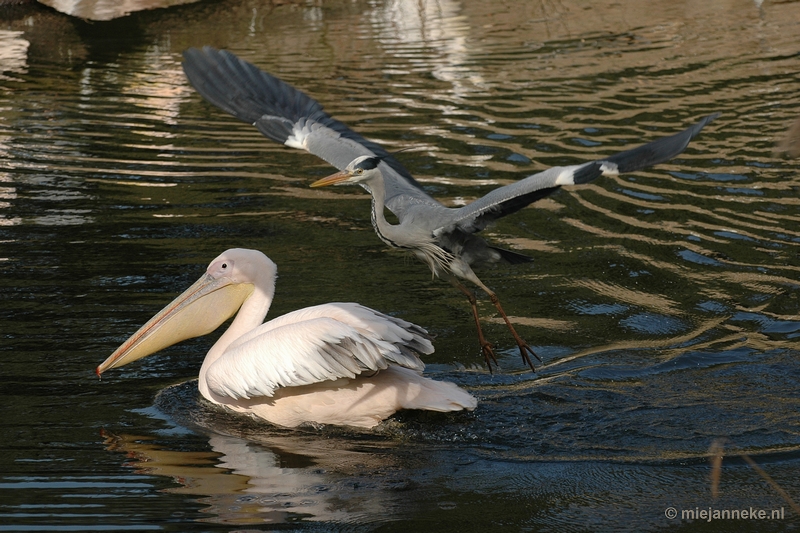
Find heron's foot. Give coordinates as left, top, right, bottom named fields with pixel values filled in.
left=480, top=341, right=498, bottom=373
left=517, top=341, right=541, bottom=372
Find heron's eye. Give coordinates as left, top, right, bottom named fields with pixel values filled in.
left=355, top=168, right=364, bottom=175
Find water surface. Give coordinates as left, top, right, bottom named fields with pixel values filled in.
left=1, top=0, right=800, bottom=530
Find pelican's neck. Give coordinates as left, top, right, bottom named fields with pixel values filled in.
left=365, top=175, right=401, bottom=248
left=197, top=281, right=274, bottom=402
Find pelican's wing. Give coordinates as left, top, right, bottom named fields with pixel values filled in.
left=181, top=46, right=439, bottom=215
left=438, top=114, right=718, bottom=235
left=203, top=303, right=432, bottom=400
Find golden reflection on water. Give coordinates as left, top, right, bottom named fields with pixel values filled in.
left=0, top=30, right=29, bottom=80
left=102, top=427, right=404, bottom=526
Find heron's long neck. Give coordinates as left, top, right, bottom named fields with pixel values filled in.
left=366, top=176, right=401, bottom=249
left=197, top=284, right=273, bottom=402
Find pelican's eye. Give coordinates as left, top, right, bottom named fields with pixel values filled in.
left=208, top=258, right=234, bottom=278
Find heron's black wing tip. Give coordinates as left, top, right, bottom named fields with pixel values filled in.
left=604, top=113, right=719, bottom=173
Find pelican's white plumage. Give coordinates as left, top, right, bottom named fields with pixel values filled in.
left=97, top=248, right=476, bottom=428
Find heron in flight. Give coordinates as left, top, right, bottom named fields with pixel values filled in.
left=181, top=46, right=717, bottom=371
left=96, top=248, right=476, bottom=428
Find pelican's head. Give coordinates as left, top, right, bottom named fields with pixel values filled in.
left=310, top=155, right=383, bottom=187
left=95, top=248, right=273, bottom=376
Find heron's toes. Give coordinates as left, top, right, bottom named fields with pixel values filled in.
left=518, top=343, right=541, bottom=372
left=480, top=342, right=498, bottom=372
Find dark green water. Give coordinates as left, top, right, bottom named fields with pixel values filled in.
left=1, top=0, right=800, bottom=530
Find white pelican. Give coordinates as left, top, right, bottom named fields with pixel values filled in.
left=96, top=248, right=477, bottom=428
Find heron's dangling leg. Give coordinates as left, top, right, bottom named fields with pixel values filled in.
left=462, top=271, right=539, bottom=372
left=450, top=279, right=498, bottom=372
left=487, top=292, right=541, bottom=372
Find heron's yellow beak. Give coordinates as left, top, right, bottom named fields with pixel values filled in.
left=96, top=274, right=254, bottom=376
left=310, top=169, right=353, bottom=188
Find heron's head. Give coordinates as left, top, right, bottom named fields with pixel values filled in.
left=310, top=155, right=383, bottom=187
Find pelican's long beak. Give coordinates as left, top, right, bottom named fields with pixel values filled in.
left=96, top=274, right=254, bottom=376
left=310, top=169, right=353, bottom=188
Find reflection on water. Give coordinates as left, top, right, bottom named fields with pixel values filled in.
left=0, top=30, right=29, bottom=79
left=39, top=0, right=203, bottom=21
left=104, top=429, right=433, bottom=527
left=95, top=381, right=799, bottom=529
left=103, top=426, right=398, bottom=525
left=2, top=0, right=800, bottom=530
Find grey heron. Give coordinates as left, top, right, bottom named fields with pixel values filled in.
left=97, top=248, right=476, bottom=428
left=181, top=46, right=717, bottom=371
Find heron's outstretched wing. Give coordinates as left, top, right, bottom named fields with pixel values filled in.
left=181, top=46, right=439, bottom=214
left=441, top=114, right=718, bottom=234
left=203, top=303, right=432, bottom=400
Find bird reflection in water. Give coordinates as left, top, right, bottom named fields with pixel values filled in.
left=101, top=427, right=405, bottom=526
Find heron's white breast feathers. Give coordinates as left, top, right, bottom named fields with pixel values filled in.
left=204, top=303, right=430, bottom=401
left=409, top=232, right=456, bottom=277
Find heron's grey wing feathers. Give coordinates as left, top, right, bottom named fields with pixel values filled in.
left=442, top=114, right=718, bottom=234
left=181, top=46, right=439, bottom=214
